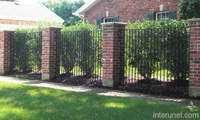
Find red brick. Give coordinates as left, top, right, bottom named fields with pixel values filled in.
left=0, top=31, right=14, bottom=74
left=102, top=23, right=126, bottom=87
left=85, top=0, right=180, bottom=24
left=189, top=20, right=200, bottom=90
left=0, top=19, right=36, bottom=26
left=42, top=27, right=61, bottom=80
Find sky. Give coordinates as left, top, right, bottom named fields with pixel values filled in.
left=19, top=0, right=89, bottom=4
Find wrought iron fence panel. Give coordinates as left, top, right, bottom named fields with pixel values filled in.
left=60, top=30, right=103, bottom=82
left=14, top=32, right=42, bottom=74
left=121, top=27, right=190, bottom=90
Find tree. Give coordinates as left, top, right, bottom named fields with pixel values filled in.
left=42, top=0, right=85, bottom=26
left=179, top=0, right=200, bottom=19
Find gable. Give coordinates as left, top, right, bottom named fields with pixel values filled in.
left=73, top=0, right=101, bottom=16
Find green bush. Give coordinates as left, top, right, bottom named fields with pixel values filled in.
left=165, top=27, right=189, bottom=85
left=62, top=20, right=96, bottom=31
left=78, top=31, right=95, bottom=76
left=61, top=21, right=100, bottom=76
left=60, top=31, right=77, bottom=73
left=126, top=20, right=189, bottom=81
left=14, top=28, right=42, bottom=72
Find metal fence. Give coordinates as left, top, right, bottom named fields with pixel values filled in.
left=121, top=27, right=190, bottom=90
left=60, top=30, right=103, bottom=84
left=14, top=32, right=42, bottom=74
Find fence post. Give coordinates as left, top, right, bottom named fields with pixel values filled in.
left=41, top=27, right=62, bottom=80
left=0, top=30, right=14, bottom=75
left=102, top=22, right=126, bottom=87
left=188, top=18, right=200, bottom=97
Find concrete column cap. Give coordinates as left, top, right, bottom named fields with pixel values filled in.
left=187, top=18, right=200, bottom=22
left=101, top=22, right=127, bottom=26
left=0, top=30, right=15, bottom=32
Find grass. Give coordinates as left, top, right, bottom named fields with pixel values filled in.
left=60, top=65, right=173, bottom=79
left=125, top=66, right=175, bottom=80
left=0, top=81, right=199, bottom=120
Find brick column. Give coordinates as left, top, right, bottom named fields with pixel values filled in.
left=0, top=30, right=14, bottom=75
left=102, top=22, right=126, bottom=87
left=188, top=18, right=200, bottom=97
left=42, top=27, right=62, bottom=80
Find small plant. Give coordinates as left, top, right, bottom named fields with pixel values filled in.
left=186, top=101, right=198, bottom=112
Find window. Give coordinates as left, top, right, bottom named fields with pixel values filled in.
left=156, top=12, right=169, bottom=21
left=147, top=11, right=176, bottom=21
left=96, top=16, right=119, bottom=29
left=103, top=17, right=113, bottom=23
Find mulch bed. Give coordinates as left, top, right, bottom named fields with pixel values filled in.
left=53, top=73, right=190, bottom=98
left=10, top=72, right=200, bottom=99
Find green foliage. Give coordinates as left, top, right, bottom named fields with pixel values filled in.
left=14, top=28, right=42, bottom=72
left=37, top=19, right=62, bottom=27
left=126, top=20, right=189, bottom=81
left=127, top=19, right=189, bottom=29
left=42, top=0, right=85, bottom=26
left=125, top=29, right=160, bottom=80
left=14, top=19, right=64, bottom=72
left=186, top=101, right=199, bottom=112
left=61, top=21, right=102, bottom=75
left=78, top=31, right=96, bottom=75
left=60, top=31, right=77, bottom=73
left=62, top=20, right=97, bottom=31
left=179, top=0, right=200, bottom=19
left=165, top=27, right=189, bottom=85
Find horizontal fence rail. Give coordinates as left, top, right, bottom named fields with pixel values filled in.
left=60, top=30, right=103, bottom=85
left=14, top=32, right=42, bottom=75
left=121, top=27, right=190, bottom=90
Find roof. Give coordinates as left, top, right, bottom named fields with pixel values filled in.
left=0, top=1, right=64, bottom=23
left=73, top=0, right=101, bottom=17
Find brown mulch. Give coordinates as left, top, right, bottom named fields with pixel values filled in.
left=52, top=73, right=103, bottom=87
left=52, top=73, right=190, bottom=98
left=11, top=72, right=195, bottom=99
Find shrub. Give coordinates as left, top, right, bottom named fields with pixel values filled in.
left=60, top=31, right=77, bottom=73
left=165, top=27, right=189, bottom=85
left=61, top=21, right=98, bottom=76
left=126, top=20, right=189, bottom=81
left=14, top=28, right=42, bottom=72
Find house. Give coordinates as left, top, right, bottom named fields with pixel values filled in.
left=0, top=1, right=64, bottom=30
left=73, top=0, right=180, bottom=27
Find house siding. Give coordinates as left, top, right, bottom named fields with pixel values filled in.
left=84, top=0, right=180, bottom=25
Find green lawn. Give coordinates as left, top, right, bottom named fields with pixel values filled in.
left=0, top=81, right=198, bottom=120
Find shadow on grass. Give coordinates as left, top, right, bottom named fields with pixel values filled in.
left=0, top=82, right=197, bottom=120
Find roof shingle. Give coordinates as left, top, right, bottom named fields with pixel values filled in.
left=0, top=1, right=64, bottom=23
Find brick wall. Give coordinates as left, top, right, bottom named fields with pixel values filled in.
left=85, top=0, right=180, bottom=24
left=42, top=27, right=62, bottom=80
left=0, top=19, right=37, bottom=26
left=0, top=30, right=14, bottom=75
left=188, top=18, right=200, bottom=97
left=102, top=22, right=126, bottom=87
